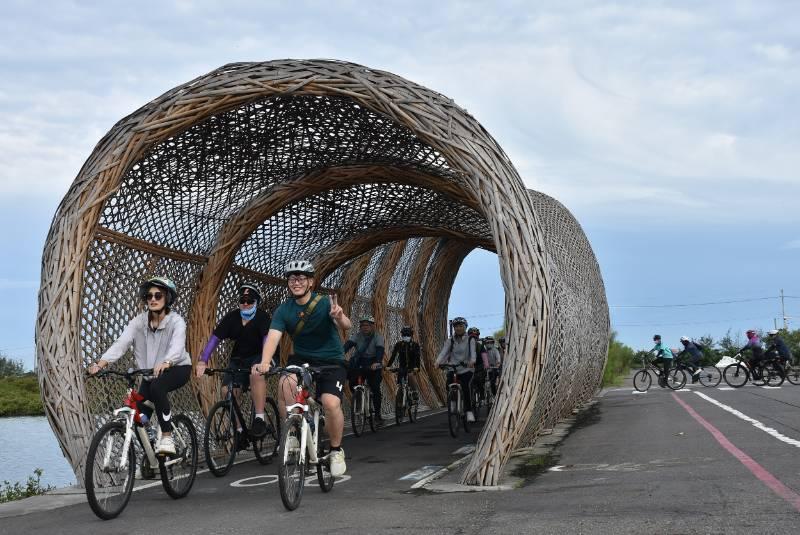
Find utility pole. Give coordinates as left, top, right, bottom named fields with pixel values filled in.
left=781, top=289, right=788, bottom=330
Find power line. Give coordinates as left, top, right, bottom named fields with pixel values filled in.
left=610, top=296, right=778, bottom=309
left=614, top=315, right=775, bottom=327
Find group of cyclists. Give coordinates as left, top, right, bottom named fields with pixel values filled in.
left=649, top=329, right=795, bottom=385
left=87, top=258, right=506, bottom=483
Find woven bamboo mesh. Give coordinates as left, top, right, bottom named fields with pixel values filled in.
left=36, top=59, right=608, bottom=486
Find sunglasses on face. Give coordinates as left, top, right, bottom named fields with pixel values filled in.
left=239, top=297, right=256, bottom=305
left=144, top=292, right=164, bottom=302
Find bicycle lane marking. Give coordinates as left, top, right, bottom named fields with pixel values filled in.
left=692, top=391, right=800, bottom=448
left=671, top=392, right=800, bottom=513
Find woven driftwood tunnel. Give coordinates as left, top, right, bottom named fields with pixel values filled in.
left=36, top=59, right=608, bottom=486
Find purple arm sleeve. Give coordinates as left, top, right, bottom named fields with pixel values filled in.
left=199, top=334, right=221, bottom=363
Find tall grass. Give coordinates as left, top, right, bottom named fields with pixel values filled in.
left=602, top=331, right=637, bottom=387
left=0, top=375, right=44, bottom=417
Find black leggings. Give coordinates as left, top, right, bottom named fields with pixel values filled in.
left=137, top=365, right=191, bottom=432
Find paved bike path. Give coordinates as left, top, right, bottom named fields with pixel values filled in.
left=3, top=381, right=799, bottom=534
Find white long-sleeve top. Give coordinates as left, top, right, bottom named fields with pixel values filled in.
left=100, top=312, right=191, bottom=369
left=435, top=335, right=476, bottom=375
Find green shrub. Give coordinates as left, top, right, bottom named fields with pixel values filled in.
left=602, top=331, right=636, bottom=387
left=0, top=375, right=44, bottom=417
left=0, top=469, right=54, bottom=503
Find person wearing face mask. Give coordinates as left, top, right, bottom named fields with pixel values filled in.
left=436, top=317, right=477, bottom=422
left=344, top=316, right=386, bottom=424
left=196, top=283, right=275, bottom=443
left=387, top=325, right=421, bottom=388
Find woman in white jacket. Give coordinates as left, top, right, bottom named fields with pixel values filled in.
left=88, top=276, right=192, bottom=456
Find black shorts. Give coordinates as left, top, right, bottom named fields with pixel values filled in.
left=223, top=354, right=261, bottom=390
left=286, top=355, right=347, bottom=401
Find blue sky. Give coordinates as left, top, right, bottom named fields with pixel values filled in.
left=1, top=1, right=799, bottom=369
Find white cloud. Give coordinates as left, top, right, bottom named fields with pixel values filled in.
left=754, top=43, right=792, bottom=62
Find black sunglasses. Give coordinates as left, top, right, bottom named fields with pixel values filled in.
left=239, top=297, right=256, bottom=305
left=144, top=291, right=164, bottom=301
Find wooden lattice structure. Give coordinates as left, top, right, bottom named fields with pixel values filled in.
left=36, top=59, right=608, bottom=486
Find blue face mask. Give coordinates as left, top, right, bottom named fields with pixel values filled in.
left=240, top=305, right=257, bottom=321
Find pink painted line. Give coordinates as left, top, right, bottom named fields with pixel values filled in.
left=671, top=392, right=800, bottom=513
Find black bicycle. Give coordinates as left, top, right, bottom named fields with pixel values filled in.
left=722, top=353, right=784, bottom=388
left=85, top=368, right=197, bottom=520
left=203, top=367, right=281, bottom=476
left=673, top=356, right=722, bottom=387
left=389, top=368, right=419, bottom=424
left=440, top=364, right=471, bottom=437
left=632, top=356, right=687, bottom=392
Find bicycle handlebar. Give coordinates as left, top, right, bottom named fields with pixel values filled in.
left=203, top=367, right=278, bottom=376
left=87, top=368, right=155, bottom=379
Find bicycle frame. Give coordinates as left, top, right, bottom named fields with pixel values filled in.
left=283, top=366, right=323, bottom=466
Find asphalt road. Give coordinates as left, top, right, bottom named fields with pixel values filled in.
left=2, top=379, right=799, bottom=534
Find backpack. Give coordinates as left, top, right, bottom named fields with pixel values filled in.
left=692, top=341, right=706, bottom=352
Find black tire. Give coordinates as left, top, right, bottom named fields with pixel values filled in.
left=278, top=416, right=305, bottom=511
left=751, top=364, right=768, bottom=386
left=368, top=391, right=378, bottom=433
left=785, top=364, right=800, bottom=385
left=204, top=400, right=236, bottom=477
left=316, top=415, right=334, bottom=492
left=633, top=370, right=652, bottom=392
left=723, top=363, right=748, bottom=388
left=253, top=397, right=281, bottom=465
left=666, top=368, right=687, bottom=390
left=763, top=362, right=785, bottom=387
left=408, top=389, right=418, bottom=423
left=471, top=384, right=481, bottom=420
left=159, top=414, right=198, bottom=499
left=395, top=387, right=405, bottom=426
left=447, top=388, right=459, bottom=438
left=350, top=388, right=365, bottom=437
left=698, top=366, right=722, bottom=387
left=85, top=420, right=135, bottom=520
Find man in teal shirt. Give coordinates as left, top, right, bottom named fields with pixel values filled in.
left=651, top=334, right=673, bottom=388
left=254, top=259, right=352, bottom=476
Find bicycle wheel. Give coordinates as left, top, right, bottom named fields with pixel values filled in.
left=85, top=420, right=135, bottom=520
left=368, top=391, right=378, bottom=433
left=751, top=364, right=768, bottom=386
left=278, top=416, right=305, bottom=511
left=316, top=415, right=334, bottom=492
left=698, top=366, right=722, bottom=387
left=204, top=399, right=236, bottom=476
left=763, top=362, right=785, bottom=387
left=666, top=368, right=687, bottom=390
left=785, top=364, right=800, bottom=385
left=408, top=389, right=418, bottom=423
left=462, top=391, right=471, bottom=433
left=253, top=397, right=281, bottom=465
left=471, top=384, right=481, bottom=419
left=159, top=414, right=198, bottom=499
left=723, top=363, right=749, bottom=388
left=395, top=388, right=405, bottom=426
left=350, top=388, right=365, bottom=437
left=632, top=370, right=652, bottom=392
left=447, top=388, right=459, bottom=438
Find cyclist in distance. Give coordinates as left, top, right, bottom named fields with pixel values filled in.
left=468, top=327, right=489, bottom=404
left=387, top=325, right=421, bottom=390
left=677, top=336, right=703, bottom=383
left=88, top=277, right=192, bottom=456
left=253, top=260, right=351, bottom=476
left=740, top=329, right=765, bottom=379
left=650, top=334, right=673, bottom=387
left=483, top=335, right=502, bottom=395
left=196, top=283, right=274, bottom=445
left=498, top=336, right=507, bottom=362
left=344, top=316, right=386, bottom=424
left=436, top=317, right=477, bottom=422
left=765, top=329, right=793, bottom=366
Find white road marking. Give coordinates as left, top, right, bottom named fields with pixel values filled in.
left=694, top=391, right=800, bottom=448
left=632, top=391, right=647, bottom=395
left=718, top=387, right=736, bottom=391
left=231, top=475, right=279, bottom=487
left=399, top=465, right=445, bottom=481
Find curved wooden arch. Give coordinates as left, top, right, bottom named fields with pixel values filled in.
left=35, top=59, right=611, bottom=487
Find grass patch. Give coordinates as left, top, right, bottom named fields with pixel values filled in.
left=602, top=331, right=637, bottom=387
left=0, top=375, right=44, bottom=417
left=511, top=452, right=559, bottom=483
left=0, top=468, right=55, bottom=503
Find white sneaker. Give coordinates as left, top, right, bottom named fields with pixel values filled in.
left=466, top=411, right=476, bottom=423
left=327, top=448, right=346, bottom=476
left=156, top=435, right=176, bottom=456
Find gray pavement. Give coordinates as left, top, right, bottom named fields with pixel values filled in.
left=2, top=378, right=800, bottom=534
